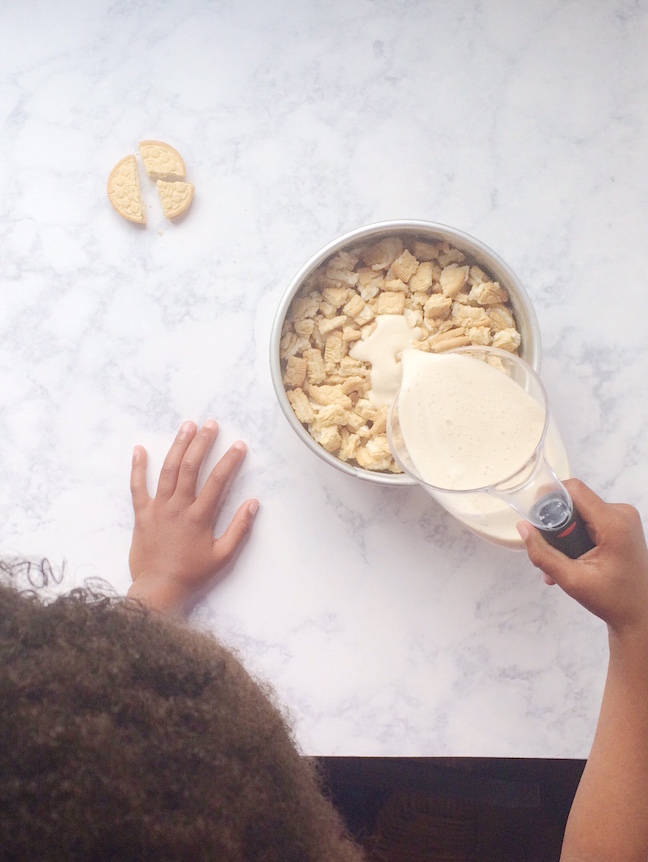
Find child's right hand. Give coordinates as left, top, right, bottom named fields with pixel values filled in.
left=517, top=479, right=648, bottom=639
left=128, top=419, right=259, bottom=616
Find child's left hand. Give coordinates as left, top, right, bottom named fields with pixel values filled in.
left=127, top=419, right=259, bottom=615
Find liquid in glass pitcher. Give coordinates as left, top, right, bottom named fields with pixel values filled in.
left=387, top=347, right=594, bottom=558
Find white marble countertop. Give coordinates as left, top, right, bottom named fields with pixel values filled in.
left=1, top=0, right=647, bottom=758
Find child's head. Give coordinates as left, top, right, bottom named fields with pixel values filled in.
left=0, top=563, right=364, bottom=861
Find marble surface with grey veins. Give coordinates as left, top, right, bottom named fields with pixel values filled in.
left=1, top=0, right=647, bottom=757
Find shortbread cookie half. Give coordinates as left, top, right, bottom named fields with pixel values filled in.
left=139, top=140, right=186, bottom=179
left=107, top=155, right=146, bottom=224
left=157, top=180, right=194, bottom=220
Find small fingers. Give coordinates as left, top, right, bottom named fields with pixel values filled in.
left=193, top=440, right=248, bottom=521
left=212, top=499, right=260, bottom=569
left=611, top=503, right=646, bottom=543
left=156, top=421, right=198, bottom=500
left=130, top=445, right=150, bottom=512
left=567, top=482, right=645, bottom=553
left=175, top=419, right=219, bottom=500
left=564, top=479, right=607, bottom=543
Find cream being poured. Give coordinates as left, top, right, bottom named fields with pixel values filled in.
left=349, top=315, right=421, bottom=407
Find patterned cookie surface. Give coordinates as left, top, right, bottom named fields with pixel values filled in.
left=139, top=140, right=186, bottom=179
left=156, top=180, right=194, bottom=220
left=107, top=155, right=146, bottom=224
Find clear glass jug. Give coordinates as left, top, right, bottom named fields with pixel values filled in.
left=387, top=347, right=594, bottom=557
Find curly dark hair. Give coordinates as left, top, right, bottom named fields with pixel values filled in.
left=0, top=561, right=364, bottom=862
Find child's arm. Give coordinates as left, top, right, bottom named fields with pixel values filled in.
left=518, top=479, right=648, bottom=862
left=127, top=419, right=259, bottom=616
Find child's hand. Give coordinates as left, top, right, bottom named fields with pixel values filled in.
left=518, top=479, right=648, bottom=639
left=127, top=419, right=259, bottom=615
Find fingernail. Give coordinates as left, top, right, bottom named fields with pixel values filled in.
left=516, top=521, right=530, bottom=541
left=204, top=418, right=218, bottom=431
left=248, top=499, right=259, bottom=516
left=180, top=420, right=193, bottom=434
left=232, top=440, right=247, bottom=453
left=132, top=445, right=142, bottom=464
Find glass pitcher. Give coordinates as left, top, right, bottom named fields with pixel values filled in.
left=387, top=347, right=594, bottom=557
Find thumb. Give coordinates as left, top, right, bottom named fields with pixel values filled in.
left=517, top=520, right=579, bottom=588
left=213, top=499, right=259, bottom=569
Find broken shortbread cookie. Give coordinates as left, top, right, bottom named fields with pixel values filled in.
left=139, top=140, right=187, bottom=179
left=157, top=179, right=195, bottom=220
left=107, top=155, right=146, bottom=224
left=108, top=140, right=194, bottom=224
